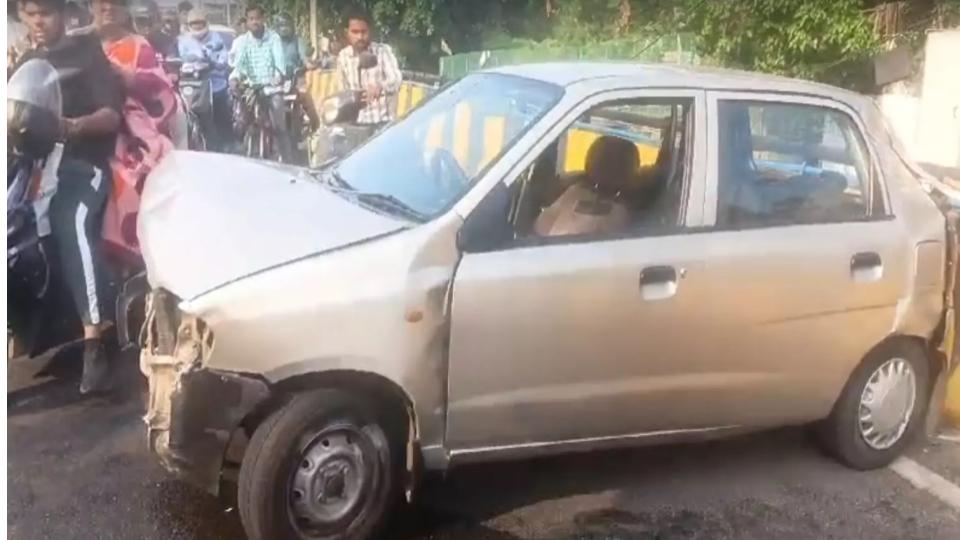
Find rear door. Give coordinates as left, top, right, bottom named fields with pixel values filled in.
left=692, top=91, right=910, bottom=425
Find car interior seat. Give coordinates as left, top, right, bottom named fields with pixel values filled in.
left=533, top=136, right=637, bottom=237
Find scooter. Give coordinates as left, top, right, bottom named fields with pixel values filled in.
left=7, top=59, right=79, bottom=358
left=311, top=51, right=381, bottom=165
left=178, top=60, right=211, bottom=151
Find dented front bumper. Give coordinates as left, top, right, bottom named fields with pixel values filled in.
left=141, top=291, right=270, bottom=495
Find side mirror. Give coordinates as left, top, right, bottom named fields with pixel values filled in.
left=458, top=182, right=513, bottom=253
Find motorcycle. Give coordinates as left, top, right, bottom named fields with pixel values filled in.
left=170, top=58, right=210, bottom=151
left=311, top=51, right=381, bottom=165
left=283, top=68, right=313, bottom=164
left=7, top=59, right=148, bottom=359
left=181, top=61, right=212, bottom=151
left=7, top=59, right=79, bottom=358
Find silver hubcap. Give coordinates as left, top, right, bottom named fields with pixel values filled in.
left=288, top=425, right=375, bottom=536
left=858, top=358, right=917, bottom=450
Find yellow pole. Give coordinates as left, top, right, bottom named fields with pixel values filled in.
left=947, top=370, right=960, bottom=425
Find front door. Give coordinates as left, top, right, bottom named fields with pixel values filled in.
left=445, top=91, right=717, bottom=452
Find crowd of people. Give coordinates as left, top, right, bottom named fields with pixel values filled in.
left=7, top=0, right=404, bottom=393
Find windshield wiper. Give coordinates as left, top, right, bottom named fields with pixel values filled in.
left=350, top=192, right=428, bottom=222
left=309, top=167, right=353, bottom=190
left=312, top=168, right=427, bottom=222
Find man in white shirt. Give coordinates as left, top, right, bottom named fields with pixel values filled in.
left=336, top=6, right=402, bottom=126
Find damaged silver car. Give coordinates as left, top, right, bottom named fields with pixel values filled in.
left=138, top=64, right=960, bottom=540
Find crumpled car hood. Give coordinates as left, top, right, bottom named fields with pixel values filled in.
left=138, top=151, right=405, bottom=300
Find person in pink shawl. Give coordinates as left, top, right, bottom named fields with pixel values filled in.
left=90, top=0, right=176, bottom=266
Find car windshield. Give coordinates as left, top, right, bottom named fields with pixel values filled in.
left=331, top=73, right=563, bottom=220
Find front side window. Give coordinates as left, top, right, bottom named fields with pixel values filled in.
left=508, top=97, right=694, bottom=240
left=717, top=101, right=873, bottom=228
left=332, top=73, right=563, bottom=220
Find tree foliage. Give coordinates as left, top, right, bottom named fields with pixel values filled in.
left=247, top=0, right=956, bottom=89
left=684, top=0, right=879, bottom=89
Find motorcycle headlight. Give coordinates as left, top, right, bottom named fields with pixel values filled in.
left=7, top=99, right=60, bottom=159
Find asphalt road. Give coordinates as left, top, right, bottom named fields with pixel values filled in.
left=7, top=346, right=960, bottom=540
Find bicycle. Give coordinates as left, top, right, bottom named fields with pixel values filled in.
left=233, top=83, right=279, bottom=161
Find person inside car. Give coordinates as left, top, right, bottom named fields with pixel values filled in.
left=16, top=0, right=125, bottom=393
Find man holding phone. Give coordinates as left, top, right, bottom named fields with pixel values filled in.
left=336, top=6, right=402, bottom=127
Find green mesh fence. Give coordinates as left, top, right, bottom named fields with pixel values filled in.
left=439, top=34, right=700, bottom=80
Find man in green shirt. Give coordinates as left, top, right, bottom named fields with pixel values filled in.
left=229, top=4, right=291, bottom=161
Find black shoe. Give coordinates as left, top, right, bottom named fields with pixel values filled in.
left=79, top=338, right=114, bottom=395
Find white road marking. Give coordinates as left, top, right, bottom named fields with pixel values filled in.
left=937, top=433, right=960, bottom=444
left=889, top=457, right=960, bottom=511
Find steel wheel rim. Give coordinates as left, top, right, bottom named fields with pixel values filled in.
left=286, top=424, right=380, bottom=537
left=858, top=358, right=917, bottom=450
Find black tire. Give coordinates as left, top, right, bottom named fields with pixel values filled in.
left=238, top=390, right=399, bottom=540
left=817, top=339, right=931, bottom=470
left=187, top=119, right=206, bottom=151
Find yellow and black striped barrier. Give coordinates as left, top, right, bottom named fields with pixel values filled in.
left=304, top=69, right=437, bottom=121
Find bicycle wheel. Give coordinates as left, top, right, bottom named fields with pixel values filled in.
left=244, top=127, right=256, bottom=158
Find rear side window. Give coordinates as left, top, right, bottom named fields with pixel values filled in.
left=717, top=101, right=873, bottom=228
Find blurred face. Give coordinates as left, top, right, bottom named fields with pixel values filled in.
left=93, top=0, right=130, bottom=31
left=188, top=19, right=207, bottom=34
left=277, top=22, right=293, bottom=39
left=132, top=14, right=155, bottom=33
left=346, top=18, right=369, bottom=51
left=246, top=9, right=264, bottom=37
left=161, top=13, right=177, bottom=34
left=20, top=1, right=65, bottom=47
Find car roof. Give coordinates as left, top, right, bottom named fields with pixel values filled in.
left=488, top=62, right=867, bottom=106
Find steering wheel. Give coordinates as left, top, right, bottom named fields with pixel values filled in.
left=426, top=148, right=469, bottom=196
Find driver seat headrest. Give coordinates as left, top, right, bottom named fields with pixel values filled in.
left=584, top=135, right=639, bottom=194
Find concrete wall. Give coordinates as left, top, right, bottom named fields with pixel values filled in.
left=878, top=29, right=960, bottom=173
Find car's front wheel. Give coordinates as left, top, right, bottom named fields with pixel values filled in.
left=818, top=340, right=930, bottom=470
left=238, top=390, right=397, bottom=540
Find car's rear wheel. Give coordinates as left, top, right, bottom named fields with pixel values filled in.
left=238, top=390, right=398, bottom=540
left=818, top=340, right=930, bottom=470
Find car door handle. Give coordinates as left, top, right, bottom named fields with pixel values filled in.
left=639, top=265, right=679, bottom=301
left=851, top=252, right=883, bottom=282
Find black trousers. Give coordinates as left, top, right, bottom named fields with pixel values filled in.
left=211, top=89, right=232, bottom=151
left=48, top=156, right=114, bottom=327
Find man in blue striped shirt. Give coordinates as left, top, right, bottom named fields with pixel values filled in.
left=228, top=5, right=291, bottom=161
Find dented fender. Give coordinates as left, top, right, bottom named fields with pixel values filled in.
left=141, top=291, right=271, bottom=495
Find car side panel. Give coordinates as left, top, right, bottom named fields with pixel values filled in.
left=690, top=220, right=910, bottom=423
